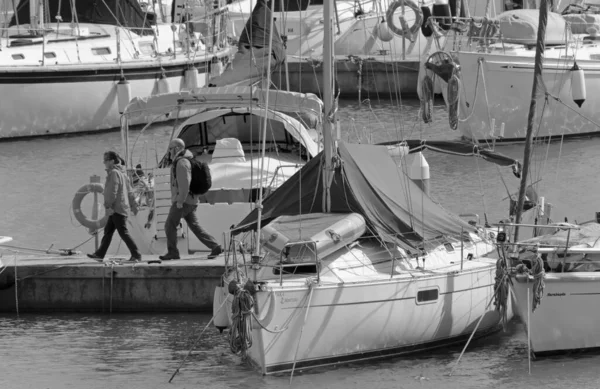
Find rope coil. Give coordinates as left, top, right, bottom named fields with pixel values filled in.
left=229, top=287, right=254, bottom=355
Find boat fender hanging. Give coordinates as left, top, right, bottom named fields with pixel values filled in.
left=157, top=72, right=170, bottom=95
left=432, top=0, right=451, bottom=31
left=385, top=0, right=423, bottom=42
left=72, top=183, right=108, bottom=231
left=570, top=62, right=586, bottom=108
left=213, top=285, right=231, bottom=332
left=376, top=17, right=394, bottom=42
left=421, top=6, right=433, bottom=37
left=184, top=67, right=199, bottom=90
left=116, top=77, right=131, bottom=114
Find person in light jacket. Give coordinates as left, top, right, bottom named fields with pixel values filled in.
left=159, top=138, right=222, bottom=260
left=87, top=151, right=141, bottom=262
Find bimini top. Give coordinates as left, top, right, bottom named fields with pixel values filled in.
left=233, top=142, right=475, bottom=250
left=123, top=85, right=323, bottom=121
left=174, top=107, right=320, bottom=158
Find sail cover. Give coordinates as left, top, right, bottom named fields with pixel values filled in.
left=238, top=0, right=285, bottom=62
left=233, top=142, right=475, bottom=249
left=10, top=0, right=152, bottom=35
left=379, top=139, right=522, bottom=178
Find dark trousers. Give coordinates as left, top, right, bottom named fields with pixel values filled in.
left=165, top=203, right=219, bottom=256
left=95, top=213, right=141, bottom=259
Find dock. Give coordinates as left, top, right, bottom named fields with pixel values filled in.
left=0, top=254, right=225, bottom=313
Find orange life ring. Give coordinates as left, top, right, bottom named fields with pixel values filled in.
left=72, top=183, right=108, bottom=231
left=386, top=0, right=424, bottom=42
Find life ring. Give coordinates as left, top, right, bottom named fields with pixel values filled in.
left=72, top=183, right=108, bottom=231
left=386, top=0, right=424, bottom=42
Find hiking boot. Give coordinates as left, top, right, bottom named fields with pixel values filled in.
left=128, top=256, right=142, bottom=262
left=159, top=253, right=180, bottom=261
left=87, top=253, right=104, bottom=261
left=207, top=245, right=223, bottom=259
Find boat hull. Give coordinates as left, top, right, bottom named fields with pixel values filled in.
left=0, top=59, right=217, bottom=139
left=511, top=272, right=600, bottom=353
left=456, top=51, right=600, bottom=142
left=247, top=265, right=505, bottom=374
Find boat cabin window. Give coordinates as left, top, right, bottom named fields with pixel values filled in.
left=92, top=47, right=111, bottom=55
left=44, top=52, right=56, bottom=59
left=178, top=113, right=309, bottom=157
left=11, top=54, right=24, bottom=60
left=273, top=264, right=318, bottom=275
left=416, top=288, right=439, bottom=304
left=139, top=42, right=155, bottom=55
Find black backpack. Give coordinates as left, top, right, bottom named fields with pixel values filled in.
left=173, top=156, right=212, bottom=195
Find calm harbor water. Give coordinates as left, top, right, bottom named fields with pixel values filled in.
left=2, top=98, right=600, bottom=387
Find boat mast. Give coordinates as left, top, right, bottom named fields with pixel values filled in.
left=322, top=0, right=335, bottom=212
left=513, top=0, right=550, bottom=242
left=254, top=0, right=277, bottom=256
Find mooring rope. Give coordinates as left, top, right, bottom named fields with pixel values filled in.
left=229, top=287, right=254, bottom=355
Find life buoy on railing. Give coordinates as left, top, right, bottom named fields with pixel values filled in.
left=72, top=183, right=108, bottom=231
left=386, top=0, right=424, bottom=42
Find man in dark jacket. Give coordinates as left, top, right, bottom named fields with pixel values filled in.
left=210, top=0, right=285, bottom=86
left=159, top=138, right=223, bottom=260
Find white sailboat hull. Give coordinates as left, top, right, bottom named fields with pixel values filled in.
left=0, top=61, right=210, bottom=139
left=511, top=272, right=600, bottom=353
left=247, top=264, right=505, bottom=374
left=456, top=50, right=600, bottom=142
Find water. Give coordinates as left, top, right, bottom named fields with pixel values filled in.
left=2, top=98, right=600, bottom=387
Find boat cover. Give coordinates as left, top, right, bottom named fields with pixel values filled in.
left=123, top=86, right=323, bottom=121
left=10, top=0, right=152, bottom=35
left=233, top=142, right=476, bottom=249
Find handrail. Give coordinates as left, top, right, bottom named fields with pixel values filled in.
left=491, top=222, right=578, bottom=229
left=278, top=240, right=320, bottom=286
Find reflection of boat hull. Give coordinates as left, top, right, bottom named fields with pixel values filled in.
left=248, top=261, right=505, bottom=374
left=511, top=273, right=600, bottom=353
left=0, top=58, right=228, bottom=139
left=456, top=51, right=600, bottom=142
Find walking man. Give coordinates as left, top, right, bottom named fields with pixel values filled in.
left=88, top=151, right=141, bottom=262
left=159, top=138, right=223, bottom=260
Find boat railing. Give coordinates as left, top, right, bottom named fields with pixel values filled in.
left=426, top=16, right=577, bottom=54
left=278, top=240, right=320, bottom=286
left=267, top=164, right=303, bottom=193
left=0, top=6, right=229, bottom=60
left=491, top=222, right=584, bottom=271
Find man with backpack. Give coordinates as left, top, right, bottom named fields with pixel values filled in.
left=159, top=138, right=223, bottom=261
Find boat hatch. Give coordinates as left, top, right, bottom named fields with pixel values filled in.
left=416, top=288, right=439, bottom=305
left=92, top=47, right=111, bottom=55
left=273, top=241, right=320, bottom=282
left=444, top=242, right=455, bottom=252
left=139, top=42, right=155, bottom=55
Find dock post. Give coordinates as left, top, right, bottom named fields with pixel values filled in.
left=90, top=175, right=102, bottom=251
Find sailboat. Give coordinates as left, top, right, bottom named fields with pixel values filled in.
left=422, top=5, right=600, bottom=142
left=498, top=0, right=600, bottom=355
left=70, top=84, right=322, bottom=259
left=0, top=0, right=232, bottom=139
left=210, top=0, right=521, bottom=375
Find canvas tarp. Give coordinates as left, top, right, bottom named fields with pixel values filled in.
left=233, top=142, right=475, bottom=249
